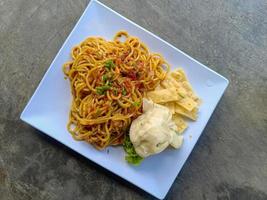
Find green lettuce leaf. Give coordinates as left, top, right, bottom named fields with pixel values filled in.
left=123, top=134, right=143, bottom=165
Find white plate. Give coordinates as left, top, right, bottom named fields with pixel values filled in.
left=20, top=0, right=229, bottom=199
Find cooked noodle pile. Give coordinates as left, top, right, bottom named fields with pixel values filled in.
left=63, top=31, right=169, bottom=149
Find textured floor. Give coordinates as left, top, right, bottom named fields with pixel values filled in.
left=0, top=0, right=267, bottom=199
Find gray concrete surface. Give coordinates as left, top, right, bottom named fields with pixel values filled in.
left=0, top=0, right=267, bottom=199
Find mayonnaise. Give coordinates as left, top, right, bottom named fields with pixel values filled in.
left=129, top=99, right=183, bottom=158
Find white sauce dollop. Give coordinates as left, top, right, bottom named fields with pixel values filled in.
left=129, top=99, right=183, bottom=158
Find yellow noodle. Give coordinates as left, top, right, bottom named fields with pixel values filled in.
left=63, top=31, right=168, bottom=149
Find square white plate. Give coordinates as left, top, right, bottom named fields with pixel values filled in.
left=20, top=0, right=229, bottom=199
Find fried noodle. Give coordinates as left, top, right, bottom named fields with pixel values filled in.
left=63, top=31, right=169, bottom=149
